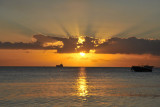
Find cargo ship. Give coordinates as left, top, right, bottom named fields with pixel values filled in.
left=131, top=65, right=153, bottom=72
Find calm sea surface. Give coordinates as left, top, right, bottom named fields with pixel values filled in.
left=0, top=67, right=160, bottom=107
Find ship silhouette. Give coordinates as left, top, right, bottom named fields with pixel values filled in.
left=131, top=65, right=153, bottom=72
left=56, top=64, right=63, bottom=68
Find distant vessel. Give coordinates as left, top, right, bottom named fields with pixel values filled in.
left=56, top=64, right=63, bottom=68
left=131, top=65, right=153, bottom=72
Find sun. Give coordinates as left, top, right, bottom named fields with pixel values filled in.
left=80, top=52, right=85, bottom=56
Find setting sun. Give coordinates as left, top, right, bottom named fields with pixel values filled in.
left=80, top=52, right=85, bottom=56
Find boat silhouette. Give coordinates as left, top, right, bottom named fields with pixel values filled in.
left=131, top=65, right=153, bottom=72
left=56, top=64, right=63, bottom=68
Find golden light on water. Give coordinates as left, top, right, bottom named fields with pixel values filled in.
left=77, top=67, right=88, bottom=97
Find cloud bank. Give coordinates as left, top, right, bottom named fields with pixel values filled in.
left=96, top=37, right=160, bottom=55
left=0, top=34, right=160, bottom=55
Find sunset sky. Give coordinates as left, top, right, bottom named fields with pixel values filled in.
left=0, top=0, right=160, bottom=67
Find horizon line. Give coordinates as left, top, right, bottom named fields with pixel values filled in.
left=0, top=66, right=159, bottom=68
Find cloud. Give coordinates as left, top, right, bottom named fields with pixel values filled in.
left=1, top=34, right=160, bottom=56
left=34, top=34, right=97, bottom=53
left=76, top=36, right=98, bottom=52
left=96, top=37, right=160, bottom=55
left=0, top=41, right=58, bottom=50
left=0, top=34, right=78, bottom=53
left=33, top=34, right=58, bottom=44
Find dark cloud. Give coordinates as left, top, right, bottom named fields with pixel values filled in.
left=96, top=37, right=160, bottom=55
left=33, top=34, right=58, bottom=44
left=53, top=36, right=78, bottom=53
left=34, top=34, right=97, bottom=53
left=0, top=34, right=78, bottom=52
left=0, top=41, right=57, bottom=50
left=1, top=34, right=160, bottom=56
left=77, top=36, right=98, bottom=52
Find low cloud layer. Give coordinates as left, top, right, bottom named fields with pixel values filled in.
left=0, top=34, right=160, bottom=55
left=0, top=41, right=57, bottom=50
left=96, top=37, right=160, bottom=55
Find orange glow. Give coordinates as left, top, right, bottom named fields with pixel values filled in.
left=43, top=41, right=63, bottom=47
left=78, top=36, right=85, bottom=44
left=0, top=49, right=160, bottom=67
left=89, top=49, right=96, bottom=53
left=80, top=52, right=85, bottom=56
left=98, top=39, right=106, bottom=44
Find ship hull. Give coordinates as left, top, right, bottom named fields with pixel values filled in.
left=131, top=66, right=153, bottom=72
left=56, top=64, right=63, bottom=68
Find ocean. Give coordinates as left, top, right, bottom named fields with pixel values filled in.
left=0, top=67, right=160, bottom=107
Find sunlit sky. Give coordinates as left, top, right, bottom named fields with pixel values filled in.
left=0, top=0, right=160, bottom=67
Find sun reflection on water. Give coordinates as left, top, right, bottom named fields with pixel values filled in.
left=77, top=67, right=88, bottom=98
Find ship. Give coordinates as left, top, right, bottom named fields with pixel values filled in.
left=131, top=65, right=153, bottom=72
left=56, top=64, right=63, bottom=68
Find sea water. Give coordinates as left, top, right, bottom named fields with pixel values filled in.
left=0, top=67, right=160, bottom=107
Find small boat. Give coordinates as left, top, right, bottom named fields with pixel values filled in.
left=56, top=64, right=63, bottom=68
left=131, top=65, right=153, bottom=72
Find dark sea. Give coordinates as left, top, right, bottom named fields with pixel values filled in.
left=0, top=67, right=160, bottom=107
